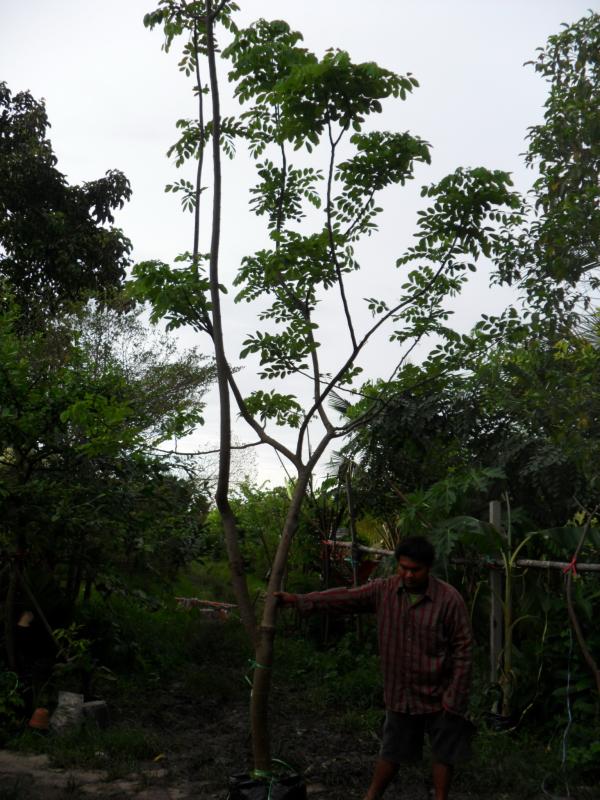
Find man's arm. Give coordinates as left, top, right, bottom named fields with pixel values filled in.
left=441, top=593, right=473, bottom=716
left=275, top=581, right=378, bottom=614
left=275, top=591, right=300, bottom=608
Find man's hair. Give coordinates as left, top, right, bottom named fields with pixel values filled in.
left=394, top=536, right=435, bottom=566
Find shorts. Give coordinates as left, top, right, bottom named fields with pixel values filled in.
left=380, top=710, right=475, bottom=765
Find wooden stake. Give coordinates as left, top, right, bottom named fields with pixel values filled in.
left=489, top=501, right=504, bottom=689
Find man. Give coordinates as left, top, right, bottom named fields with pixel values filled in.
left=275, top=536, right=473, bottom=800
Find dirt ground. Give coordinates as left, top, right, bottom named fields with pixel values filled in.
left=0, top=681, right=593, bottom=800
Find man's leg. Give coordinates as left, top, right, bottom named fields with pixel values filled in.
left=431, top=761, right=453, bottom=800
left=428, top=709, right=474, bottom=799
left=369, top=710, right=423, bottom=799
left=363, top=757, right=399, bottom=800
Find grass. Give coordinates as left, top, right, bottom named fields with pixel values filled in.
left=9, top=725, right=162, bottom=776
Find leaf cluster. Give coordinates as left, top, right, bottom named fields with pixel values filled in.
left=130, top=257, right=212, bottom=333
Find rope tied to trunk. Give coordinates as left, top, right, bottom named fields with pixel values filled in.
left=244, top=658, right=271, bottom=688
left=251, top=758, right=299, bottom=796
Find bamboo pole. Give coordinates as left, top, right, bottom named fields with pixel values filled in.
left=320, top=540, right=600, bottom=573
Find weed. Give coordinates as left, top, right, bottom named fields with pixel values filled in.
left=183, top=662, right=244, bottom=704
left=7, top=728, right=47, bottom=754
left=61, top=774, right=83, bottom=798
left=0, top=671, right=25, bottom=737
left=0, top=777, right=27, bottom=800
left=173, top=559, right=264, bottom=604
left=451, top=727, right=556, bottom=795
left=277, top=630, right=383, bottom=714
left=334, top=708, right=383, bottom=736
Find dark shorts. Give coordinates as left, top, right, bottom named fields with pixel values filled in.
left=380, top=710, right=475, bottom=765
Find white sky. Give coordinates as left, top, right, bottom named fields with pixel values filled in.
left=2, top=1, right=592, bottom=485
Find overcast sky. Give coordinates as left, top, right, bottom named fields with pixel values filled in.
left=2, top=1, right=592, bottom=485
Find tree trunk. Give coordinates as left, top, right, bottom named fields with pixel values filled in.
left=66, top=556, right=83, bottom=612
left=204, top=1, right=257, bottom=647
left=250, top=471, right=311, bottom=774
left=345, top=468, right=362, bottom=641
left=4, top=567, right=17, bottom=671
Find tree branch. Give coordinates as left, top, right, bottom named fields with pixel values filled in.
left=209, top=0, right=229, bottom=21
left=344, top=187, right=377, bottom=241
left=275, top=107, right=287, bottom=243
left=192, top=22, right=206, bottom=274
left=326, top=121, right=357, bottom=349
left=205, top=0, right=258, bottom=647
left=224, top=362, right=302, bottom=468
left=150, top=440, right=263, bottom=456
left=299, top=238, right=460, bottom=440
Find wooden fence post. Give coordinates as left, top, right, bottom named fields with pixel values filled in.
left=489, top=500, right=503, bottom=690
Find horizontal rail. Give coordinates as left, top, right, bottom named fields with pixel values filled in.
left=322, top=540, right=600, bottom=573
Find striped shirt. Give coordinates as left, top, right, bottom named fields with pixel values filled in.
left=296, top=574, right=472, bottom=715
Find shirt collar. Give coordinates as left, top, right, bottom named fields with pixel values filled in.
left=396, top=573, right=440, bottom=602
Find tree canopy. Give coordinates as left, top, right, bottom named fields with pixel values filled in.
left=0, top=83, right=217, bottom=677
left=0, top=83, right=132, bottom=321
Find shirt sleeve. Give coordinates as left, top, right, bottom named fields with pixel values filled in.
left=295, top=581, right=379, bottom=615
left=441, top=592, right=473, bottom=716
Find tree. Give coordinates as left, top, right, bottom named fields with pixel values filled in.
left=136, top=1, right=520, bottom=778
left=0, top=302, right=215, bottom=669
left=344, top=9, right=600, bottom=535
left=493, top=12, right=600, bottom=312
left=340, top=327, right=600, bottom=535
left=0, top=83, right=132, bottom=321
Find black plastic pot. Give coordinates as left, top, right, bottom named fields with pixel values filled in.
left=482, top=710, right=516, bottom=732
left=228, top=772, right=307, bottom=800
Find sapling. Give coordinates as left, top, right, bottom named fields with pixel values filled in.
left=136, top=0, right=519, bottom=777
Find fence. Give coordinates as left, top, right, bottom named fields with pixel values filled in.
left=321, top=500, right=600, bottom=708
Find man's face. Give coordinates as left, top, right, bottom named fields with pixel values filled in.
left=396, top=556, right=430, bottom=591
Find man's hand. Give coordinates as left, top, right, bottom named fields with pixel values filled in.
left=273, top=591, right=298, bottom=608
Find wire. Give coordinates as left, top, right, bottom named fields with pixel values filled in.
left=561, top=626, right=574, bottom=799
left=541, top=623, right=574, bottom=800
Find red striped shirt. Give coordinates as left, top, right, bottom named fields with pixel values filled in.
left=296, top=574, right=472, bottom=715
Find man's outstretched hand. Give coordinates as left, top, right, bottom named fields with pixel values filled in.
left=273, top=591, right=298, bottom=608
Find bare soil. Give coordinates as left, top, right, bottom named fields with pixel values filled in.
left=0, top=679, right=594, bottom=800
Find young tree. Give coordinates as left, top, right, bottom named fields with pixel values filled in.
left=136, top=0, right=520, bottom=777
